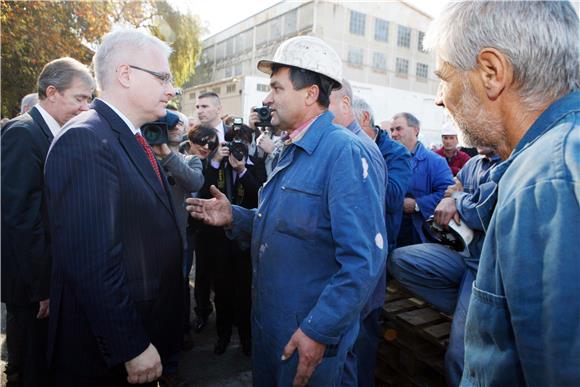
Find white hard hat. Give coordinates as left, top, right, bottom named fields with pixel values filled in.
left=441, top=121, right=458, bottom=136
left=423, top=217, right=474, bottom=257
left=257, top=36, right=343, bottom=87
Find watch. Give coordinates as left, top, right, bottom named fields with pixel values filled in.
left=414, top=202, right=420, bottom=212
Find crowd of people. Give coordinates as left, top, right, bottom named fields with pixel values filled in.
left=1, top=1, right=579, bottom=387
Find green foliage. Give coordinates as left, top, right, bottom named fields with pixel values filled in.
left=1, top=0, right=202, bottom=117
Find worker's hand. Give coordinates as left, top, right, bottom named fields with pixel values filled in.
left=186, top=185, right=233, bottom=227
left=444, top=178, right=463, bottom=198
left=282, top=328, right=326, bottom=387
left=434, top=197, right=460, bottom=227
left=403, top=198, right=417, bottom=214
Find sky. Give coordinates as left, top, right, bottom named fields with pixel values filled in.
left=170, top=0, right=448, bottom=39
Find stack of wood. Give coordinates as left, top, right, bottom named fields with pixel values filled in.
left=375, top=281, right=451, bottom=387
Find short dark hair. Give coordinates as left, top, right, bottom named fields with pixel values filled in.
left=37, top=57, right=94, bottom=99
left=393, top=112, right=420, bottom=130
left=197, top=91, right=221, bottom=103
left=225, top=123, right=255, bottom=144
left=187, top=124, right=218, bottom=144
left=270, top=64, right=339, bottom=109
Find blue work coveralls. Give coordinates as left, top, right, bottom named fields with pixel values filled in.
left=461, top=91, right=580, bottom=386
left=228, top=111, right=387, bottom=386
left=398, top=141, right=453, bottom=245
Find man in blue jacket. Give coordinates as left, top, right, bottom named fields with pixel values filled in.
left=187, top=35, right=386, bottom=387
left=425, top=1, right=579, bottom=385
left=391, top=112, right=453, bottom=246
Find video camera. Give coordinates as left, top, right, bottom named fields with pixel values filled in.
left=224, top=117, right=249, bottom=161
left=141, top=110, right=180, bottom=145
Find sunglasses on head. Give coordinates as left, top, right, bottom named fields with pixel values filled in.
left=193, top=136, right=218, bottom=150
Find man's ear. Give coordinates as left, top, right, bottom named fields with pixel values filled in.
left=117, top=64, right=131, bottom=88
left=476, top=48, right=513, bottom=101
left=305, top=84, right=320, bottom=107
left=45, top=85, right=58, bottom=101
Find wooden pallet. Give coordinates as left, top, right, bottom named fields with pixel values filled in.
left=375, top=281, right=451, bottom=386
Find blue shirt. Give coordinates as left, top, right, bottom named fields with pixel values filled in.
left=453, top=154, right=501, bottom=271
left=461, top=91, right=580, bottom=386
left=228, top=111, right=387, bottom=349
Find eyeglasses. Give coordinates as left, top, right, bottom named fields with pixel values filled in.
left=192, top=136, right=218, bottom=150
left=129, top=65, right=173, bottom=85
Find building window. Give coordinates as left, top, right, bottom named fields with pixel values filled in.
left=226, top=84, right=236, bottom=93
left=225, top=66, right=232, bottom=78
left=234, top=62, right=243, bottom=76
left=418, top=31, right=426, bottom=52
left=372, top=52, right=386, bottom=71
left=270, top=17, right=281, bottom=40
left=216, top=41, right=226, bottom=60
left=284, top=9, right=297, bottom=35
left=348, top=47, right=364, bottom=66
left=226, top=37, right=234, bottom=56
left=397, top=25, right=411, bottom=48
left=257, top=84, right=270, bottom=92
left=396, top=57, right=409, bottom=77
left=212, top=87, right=221, bottom=95
left=256, top=22, right=268, bottom=45
left=374, top=18, right=389, bottom=42
left=416, top=63, right=429, bottom=80
left=349, top=10, right=366, bottom=36
left=189, top=92, right=196, bottom=100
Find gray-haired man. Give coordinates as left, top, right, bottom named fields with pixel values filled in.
left=426, top=2, right=579, bottom=385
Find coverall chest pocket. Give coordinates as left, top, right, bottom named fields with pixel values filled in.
left=275, top=183, right=322, bottom=241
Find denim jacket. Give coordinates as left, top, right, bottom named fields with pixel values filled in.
left=228, top=111, right=387, bottom=351
left=461, top=91, right=580, bottom=386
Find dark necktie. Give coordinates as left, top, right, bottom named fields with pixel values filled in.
left=135, top=133, right=164, bottom=188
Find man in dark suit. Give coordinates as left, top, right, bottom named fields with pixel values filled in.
left=44, top=28, right=183, bottom=386
left=1, top=57, right=94, bottom=386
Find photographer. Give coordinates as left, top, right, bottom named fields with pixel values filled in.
left=248, top=105, right=285, bottom=178
left=148, top=110, right=204, bottom=356
left=197, top=122, right=266, bottom=356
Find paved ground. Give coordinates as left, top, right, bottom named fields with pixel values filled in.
left=0, top=287, right=253, bottom=387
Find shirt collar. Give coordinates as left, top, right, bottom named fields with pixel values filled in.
left=35, top=104, right=61, bottom=137
left=97, top=98, right=139, bottom=135
left=286, top=113, right=321, bottom=145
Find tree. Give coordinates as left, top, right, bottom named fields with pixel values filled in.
left=1, top=0, right=202, bottom=117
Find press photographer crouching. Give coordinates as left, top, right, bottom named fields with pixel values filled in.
left=142, top=110, right=205, bottom=358
left=195, top=120, right=267, bottom=356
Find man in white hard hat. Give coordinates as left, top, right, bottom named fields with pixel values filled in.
left=434, top=121, right=470, bottom=175
left=187, top=35, right=386, bottom=386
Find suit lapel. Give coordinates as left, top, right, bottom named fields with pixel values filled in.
left=92, top=100, right=174, bottom=215
left=29, top=106, right=54, bottom=144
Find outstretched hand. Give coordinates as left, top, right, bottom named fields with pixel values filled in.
left=186, top=185, right=233, bottom=227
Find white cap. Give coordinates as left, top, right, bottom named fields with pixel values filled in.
left=441, top=121, right=458, bottom=136
left=257, top=36, right=342, bottom=87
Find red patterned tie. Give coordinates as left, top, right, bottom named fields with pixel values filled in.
left=135, top=133, right=164, bottom=188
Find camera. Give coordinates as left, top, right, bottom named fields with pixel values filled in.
left=253, top=106, right=272, bottom=127
left=224, top=117, right=248, bottom=161
left=141, top=110, right=180, bottom=145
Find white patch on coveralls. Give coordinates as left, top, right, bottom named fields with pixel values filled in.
left=375, top=233, right=384, bottom=249
left=361, top=157, right=368, bottom=179
left=259, top=243, right=268, bottom=257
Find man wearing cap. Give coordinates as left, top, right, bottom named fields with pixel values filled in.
left=187, top=35, right=386, bottom=386
left=435, top=122, right=470, bottom=176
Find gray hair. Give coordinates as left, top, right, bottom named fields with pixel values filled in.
left=393, top=112, right=420, bottom=130
left=20, top=93, right=38, bottom=113
left=37, top=57, right=94, bottom=100
left=93, top=27, right=172, bottom=91
left=352, top=96, right=375, bottom=128
left=424, top=1, right=579, bottom=108
left=337, top=78, right=353, bottom=101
